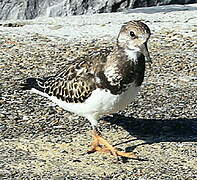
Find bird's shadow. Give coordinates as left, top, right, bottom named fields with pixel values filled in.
left=103, top=114, right=197, bottom=153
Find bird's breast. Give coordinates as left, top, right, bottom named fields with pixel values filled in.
left=50, top=82, right=140, bottom=118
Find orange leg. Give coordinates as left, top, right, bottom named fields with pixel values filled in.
left=88, top=130, right=138, bottom=159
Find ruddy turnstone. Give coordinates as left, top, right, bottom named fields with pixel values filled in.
left=22, top=20, right=151, bottom=159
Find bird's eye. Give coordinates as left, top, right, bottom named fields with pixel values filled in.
left=130, top=31, right=136, bottom=38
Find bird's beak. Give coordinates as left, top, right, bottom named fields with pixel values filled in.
left=140, top=43, right=152, bottom=63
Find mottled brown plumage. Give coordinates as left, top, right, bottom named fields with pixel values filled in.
left=43, top=60, right=96, bottom=103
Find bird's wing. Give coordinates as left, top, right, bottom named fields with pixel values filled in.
left=36, top=60, right=98, bottom=103
left=22, top=46, right=114, bottom=103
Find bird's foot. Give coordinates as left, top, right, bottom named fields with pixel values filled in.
left=88, top=130, right=138, bottom=159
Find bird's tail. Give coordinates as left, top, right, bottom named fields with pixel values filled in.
left=21, top=77, right=45, bottom=92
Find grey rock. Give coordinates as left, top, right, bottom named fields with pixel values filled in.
left=0, top=0, right=64, bottom=20
left=0, top=0, right=197, bottom=20
left=64, top=0, right=131, bottom=15
left=132, top=0, right=197, bottom=8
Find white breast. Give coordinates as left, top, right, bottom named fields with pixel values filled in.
left=47, top=83, right=140, bottom=118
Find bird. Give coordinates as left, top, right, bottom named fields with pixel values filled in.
left=22, top=20, right=151, bottom=159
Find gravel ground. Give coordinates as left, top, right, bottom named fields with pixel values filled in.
left=0, top=5, right=197, bottom=180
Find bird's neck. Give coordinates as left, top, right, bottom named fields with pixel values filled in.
left=117, top=42, right=139, bottom=61
left=124, top=48, right=139, bottom=62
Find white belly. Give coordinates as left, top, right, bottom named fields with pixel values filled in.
left=48, top=83, right=140, bottom=118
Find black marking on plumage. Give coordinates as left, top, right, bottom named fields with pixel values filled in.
left=134, top=52, right=145, bottom=86
left=21, top=76, right=56, bottom=92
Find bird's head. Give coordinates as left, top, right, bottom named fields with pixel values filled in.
left=117, top=20, right=151, bottom=62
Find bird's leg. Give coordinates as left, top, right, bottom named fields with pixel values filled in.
left=89, top=129, right=115, bottom=154
left=88, top=128, right=138, bottom=159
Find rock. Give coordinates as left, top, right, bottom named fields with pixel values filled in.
left=0, top=0, right=197, bottom=20
left=132, top=0, right=197, bottom=8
